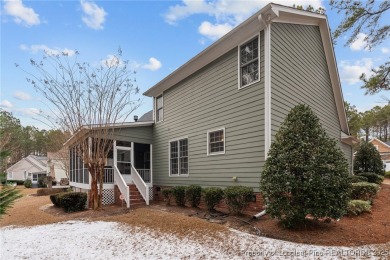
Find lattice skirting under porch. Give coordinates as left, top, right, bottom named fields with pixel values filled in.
left=149, top=187, right=153, bottom=201
left=102, top=189, right=115, bottom=205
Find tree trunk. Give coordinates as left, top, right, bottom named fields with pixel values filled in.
left=98, top=166, right=103, bottom=209
left=90, top=175, right=98, bottom=210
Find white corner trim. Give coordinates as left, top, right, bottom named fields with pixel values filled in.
left=264, top=22, right=272, bottom=159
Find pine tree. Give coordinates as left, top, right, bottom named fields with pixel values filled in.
left=260, top=104, right=350, bottom=228
left=354, top=141, right=384, bottom=175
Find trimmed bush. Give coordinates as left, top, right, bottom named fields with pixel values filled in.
left=172, top=186, right=186, bottom=206
left=162, top=188, right=173, bottom=205
left=24, top=179, right=32, bottom=188
left=260, top=105, right=350, bottom=228
left=349, top=175, right=368, bottom=183
left=185, top=185, right=202, bottom=207
left=224, top=186, right=253, bottom=215
left=0, top=173, right=6, bottom=184
left=56, top=192, right=87, bottom=212
left=354, top=141, right=384, bottom=175
left=50, top=193, right=61, bottom=207
left=350, top=182, right=379, bottom=202
left=385, top=171, right=390, bottom=179
left=38, top=177, right=47, bottom=188
left=203, top=187, right=224, bottom=211
left=37, top=188, right=67, bottom=196
left=357, top=172, right=384, bottom=184
left=347, top=200, right=371, bottom=216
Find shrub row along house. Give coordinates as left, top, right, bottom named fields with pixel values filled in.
left=65, top=3, right=355, bottom=210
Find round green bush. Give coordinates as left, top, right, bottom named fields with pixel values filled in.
left=349, top=175, right=368, bottom=183
left=384, top=171, right=390, bottom=179
left=24, top=179, right=32, bottom=188
left=354, top=141, right=384, bottom=175
left=203, top=187, right=224, bottom=211
left=56, top=192, right=87, bottom=212
left=260, top=104, right=350, bottom=228
left=185, top=185, right=202, bottom=207
left=347, top=200, right=371, bottom=216
left=224, top=186, right=253, bottom=215
left=172, top=186, right=186, bottom=206
left=162, top=188, right=173, bottom=205
left=350, top=182, right=379, bottom=202
left=357, top=172, right=384, bottom=184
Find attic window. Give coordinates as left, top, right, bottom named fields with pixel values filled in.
left=239, top=36, right=259, bottom=88
left=156, top=95, right=163, bottom=122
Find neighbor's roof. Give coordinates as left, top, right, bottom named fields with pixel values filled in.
left=143, top=3, right=349, bottom=135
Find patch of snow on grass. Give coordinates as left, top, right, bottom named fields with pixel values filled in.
left=0, top=221, right=383, bottom=259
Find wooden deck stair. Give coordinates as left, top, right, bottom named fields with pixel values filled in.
left=128, top=184, right=146, bottom=206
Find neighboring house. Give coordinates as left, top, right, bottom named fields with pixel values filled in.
left=6, top=154, right=68, bottom=185
left=369, top=138, right=390, bottom=172
left=66, top=3, right=355, bottom=210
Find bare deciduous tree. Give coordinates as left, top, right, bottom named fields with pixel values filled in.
left=18, top=48, right=141, bottom=209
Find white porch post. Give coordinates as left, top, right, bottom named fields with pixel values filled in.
left=131, top=142, right=134, bottom=167
left=150, top=144, right=153, bottom=186
left=113, top=140, right=117, bottom=168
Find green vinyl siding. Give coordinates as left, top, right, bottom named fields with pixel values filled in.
left=270, top=22, right=352, bottom=171
left=111, top=126, right=153, bottom=144
left=153, top=31, right=265, bottom=192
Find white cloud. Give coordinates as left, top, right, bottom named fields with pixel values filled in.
left=198, top=21, right=233, bottom=40
left=101, top=55, right=124, bottom=68
left=80, top=0, right=107, bottom=30
left=339, top=58, right=373, bottom=85
left=350, top=33, right=369, bottom=51
left=18, top=108, right=40, bottom=116
left=3, top=0, right=40, bottom=26
left=20, top=44, right=76, bottom=56
left=164, top=0, right=322, bottom=41
left=381, top=47, right=389, bottom=54
left=142, top=57, right=162, bottom=71
left=14, top=91, right=32, bottom=101
left=0, top=99, right=13, bottom=108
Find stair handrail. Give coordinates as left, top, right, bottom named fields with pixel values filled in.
left=131, top=165, right=149, bottom=205
left=113, top=165, right=130, bottom=208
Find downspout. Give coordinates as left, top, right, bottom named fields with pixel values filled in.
left=253, top=209, right=267, bottom=219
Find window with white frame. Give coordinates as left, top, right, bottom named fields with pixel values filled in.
left=170, top=138, right=188, bottom=176
left=207, top=128, right=225, bottom=155
left=239, top=36, right=259, bottom=88
left=156, top=95, right=163, bottom=122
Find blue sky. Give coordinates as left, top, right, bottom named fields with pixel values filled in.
left=1, top=0, right=389, bottom=129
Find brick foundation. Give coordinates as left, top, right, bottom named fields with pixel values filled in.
left=152, top=185, right=265, bottom=215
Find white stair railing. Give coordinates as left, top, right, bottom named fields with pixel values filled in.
left=113, top=165, right=129, bottom=208
left=131, top=165, right=149, bottom=205
left=137, top=169, right=151, bottom=183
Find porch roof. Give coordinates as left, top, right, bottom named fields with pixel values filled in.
left=64, top=121, right=154, bottom=147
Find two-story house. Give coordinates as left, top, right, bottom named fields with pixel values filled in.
left=66, top=3, right=354, bottom=210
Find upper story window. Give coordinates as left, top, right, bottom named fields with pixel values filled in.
left=170, top=138, right=189, bottom=176
left=239, top=36, right=259, bottom=88
left=207, top=128, right=225, bottom=155
left=156, top=95, right=163, bottom=122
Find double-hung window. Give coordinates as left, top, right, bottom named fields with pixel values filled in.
left=207, top=128, right=225, bottom=155
left=239, top=36, right=259, bottom=88
left=156, top=95, right=163, bottom=122
left=170, top=138, right=188, bottom=176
